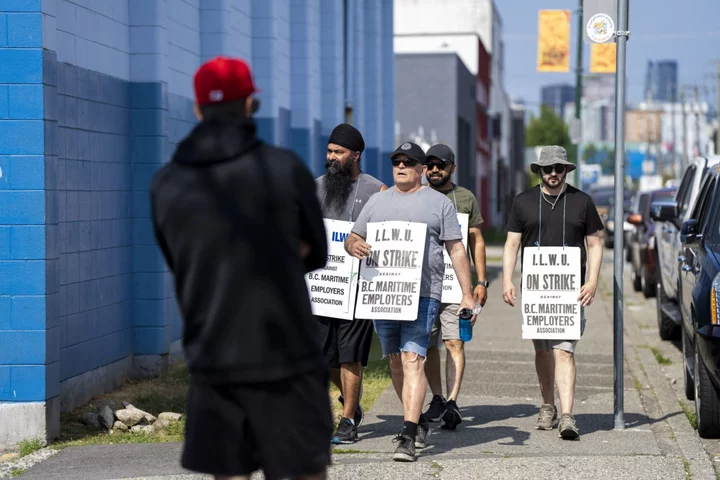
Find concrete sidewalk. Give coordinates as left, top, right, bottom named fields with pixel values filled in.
left=12, top=254, right=719, bottom=479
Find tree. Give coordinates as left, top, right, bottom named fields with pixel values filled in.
left=525, top=105, right=572, bottom=150
left=582, top=143, right=598, bottom=164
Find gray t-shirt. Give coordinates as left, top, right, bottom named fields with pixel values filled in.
left=351, top=186, right=463, bottom=301
left=315, top=172, right=384, bottom=222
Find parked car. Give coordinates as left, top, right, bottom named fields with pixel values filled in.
left=605, top=202, right=634, bottom=261
left=672, top=164, right=720, bottom=438
left=589, top=185, right=633, bottom=248
left=650, top=155, right=720, bottom=340
left=626, top=187, right=677, bottom=297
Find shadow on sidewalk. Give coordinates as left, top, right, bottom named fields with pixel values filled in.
left=573, top=410, right=682, bottom=435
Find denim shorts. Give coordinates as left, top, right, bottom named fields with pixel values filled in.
left=373, top=297, right=440, bottom=358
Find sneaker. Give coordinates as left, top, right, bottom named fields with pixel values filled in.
left=392, top=434, right=416, bottom=462
left=559, top=413, right=580, bottom=439
left=331, top=417, right=358, bottom=444
left=536, top=403, right=557, bottom=430
left=338, top=394, right=364, bottom=428
left=423, top=394, right=447, bottom=422
left=441, top=400, right=462, bottom=430
left=416, top=416, right=431, bottom=449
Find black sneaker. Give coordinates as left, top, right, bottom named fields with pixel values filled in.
left=423, top=394, right=446, bottom=422
left=392, top=434, right=416, bottom=462
left=338, top=395, right=364, bottom=428
left=441, top=400, right=462, bottom=430
left=331, top=417, right=358, bottom=444
left=416, top=415, right=430, bottom=448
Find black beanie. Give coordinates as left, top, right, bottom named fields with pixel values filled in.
left=328, top=123, right=365, bottom=153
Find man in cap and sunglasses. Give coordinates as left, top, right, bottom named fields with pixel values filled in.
left=151, top=56, right=332, bottom=480
left=501, top=145, right=604, bottom=440
left=421, top=144, right=487, bottom=431
left=344, top=142, right=476, bottom=462
left=315, top=123, right=387, bottom=445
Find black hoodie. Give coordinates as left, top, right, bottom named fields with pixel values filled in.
left=150, top=114, right=328, bottom=384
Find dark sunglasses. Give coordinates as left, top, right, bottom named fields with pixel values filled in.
left=391, top=158, right=419, bottom=167
left=541, top=164, right=566, bottom=175
left=427, top=161, right=449, bottom=170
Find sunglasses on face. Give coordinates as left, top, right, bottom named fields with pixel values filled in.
left=427, top=161, right=449, bottom=171
left=542, top=164, right=566, bottom=175
left=391, top=158, right=419, bottom=167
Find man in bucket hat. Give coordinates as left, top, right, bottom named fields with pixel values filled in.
left=500, top=145, right=604, bottom=440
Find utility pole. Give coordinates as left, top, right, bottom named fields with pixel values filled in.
left=681, top=89, right=688, bottom=169
left=694, top=86, right=701, bottom=156
left=574, top=0, right=583, bottom=186
left=671, top=89, right=677, bottom=177
left=613, top=0, right=629, bottom=431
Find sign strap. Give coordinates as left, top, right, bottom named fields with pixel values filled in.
left=536, top=185, right=568, bottom=249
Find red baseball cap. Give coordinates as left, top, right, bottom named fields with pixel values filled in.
left=193, top=56, right=259, bottom=105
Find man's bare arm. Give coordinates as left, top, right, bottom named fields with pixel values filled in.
left=344, top=232, right=372, bottom=259
left=579, top=231, right=603, bottom=306
left=502, top=232, right=522, bottom=306
left=468, top=225, right=487, bottom=305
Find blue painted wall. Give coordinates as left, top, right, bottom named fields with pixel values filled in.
left=0, top=1, right=56, bottom=403
left=0, top=0, right=395, bottom=410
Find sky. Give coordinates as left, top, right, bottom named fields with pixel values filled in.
left=498, top=0, right=720, bottom=113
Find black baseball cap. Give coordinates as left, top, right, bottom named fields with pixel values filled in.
left=390, top=142, right=427, bottom=165
left=426, top=144, right=455, bottom=164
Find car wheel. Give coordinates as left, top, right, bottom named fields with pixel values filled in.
left=694, top=342, right=720, bottom=438
left=656, top=282, right=679, bottom=341
left=683, top=327, right=695, bottom=400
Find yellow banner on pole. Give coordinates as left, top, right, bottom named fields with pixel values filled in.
left=537, top=10, right=571, bottom=72
left=590, top=42, right=617, bottom=73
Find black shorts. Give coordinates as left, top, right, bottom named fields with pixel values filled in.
left=181, top=368, right=333, bottom=480
left=316, top=316, right=374, bottom=368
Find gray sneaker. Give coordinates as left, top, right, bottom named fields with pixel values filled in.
left=536, top=403, right=557, bottom=430
left=559, top=413, right=579, bottom=439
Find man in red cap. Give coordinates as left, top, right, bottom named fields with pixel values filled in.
left=150, top=56, right=332, bottom=480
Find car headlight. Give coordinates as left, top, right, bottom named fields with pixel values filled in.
left=712, top=273, right=720, bottom=324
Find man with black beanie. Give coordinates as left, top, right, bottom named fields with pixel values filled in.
left=315, top=123, right=387, bottom=445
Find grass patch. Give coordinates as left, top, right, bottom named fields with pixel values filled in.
left=486, top=256, right=503, bottom=264
left=683, top=455, right=693, bottom=480
left=18, top=438, right=44, bottom=457
left=332, top=449, right=378, bottom=454
left=8, top=468, right=26, bottom=477
left=54, top=363, right=190, bottom=448
left=680, top=401, right=698, bottom=430
left=329, top=332, right=391, bottom=420
left=650, top=347, right=672, bottom=366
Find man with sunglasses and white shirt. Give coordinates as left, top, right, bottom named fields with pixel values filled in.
left=501, top=146, right=604, bottom=440
left=344, top=142, right=476, bottom=462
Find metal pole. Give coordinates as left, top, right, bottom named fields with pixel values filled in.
left=575, top=0, right=583, bottom=186
left=613, top=0, right=629, bottom=431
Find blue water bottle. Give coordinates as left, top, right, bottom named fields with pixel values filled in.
left=459, top=308, right=473, bottom=342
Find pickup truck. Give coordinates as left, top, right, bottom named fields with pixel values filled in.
left=674, top=164, right=720, bottom=437
left=650, top=156, right=720, bottom=340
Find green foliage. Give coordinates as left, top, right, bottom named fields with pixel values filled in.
left=582, top=143, right=598, bottom=163
left=525, top=105, right=572, bottom=150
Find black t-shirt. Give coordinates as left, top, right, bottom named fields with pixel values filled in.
left=506, top=184, right=604, bottom=282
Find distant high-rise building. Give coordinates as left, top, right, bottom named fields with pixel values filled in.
left=644, top=60, right=678, bottom=102
left=541, top=84, right=575, bottom=119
